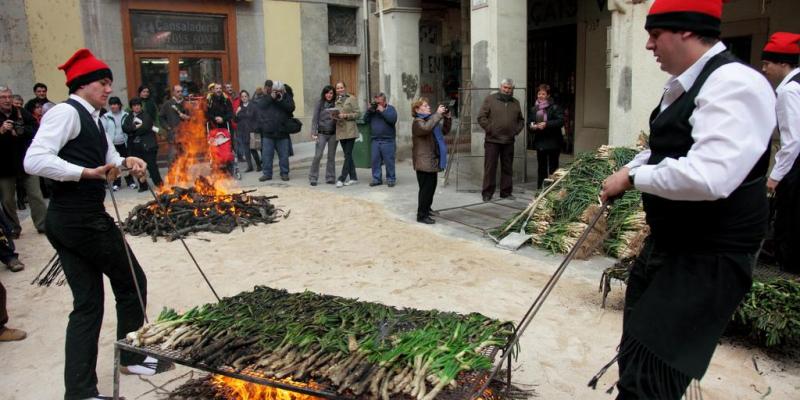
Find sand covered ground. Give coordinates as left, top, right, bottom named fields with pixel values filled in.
left=1, top=184, right=798, bottom=399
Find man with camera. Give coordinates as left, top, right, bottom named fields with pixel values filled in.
left=257, top=80, right=295, bottom=181
left=364, top=93, right=398, bottom=187
left=0, top=86, right=47, bottom=238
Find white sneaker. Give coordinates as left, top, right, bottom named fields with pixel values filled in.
left=345, top=179, right=358, bottom=186
left=112, top=185, right=120, bottom=191
left=120, top=356, right=175, bottom=376
left=336, top=181, right=344, bottom=188
left=128, top=183, right=137, bottom=190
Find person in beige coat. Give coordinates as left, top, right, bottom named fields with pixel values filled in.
left=334, top=81, right=360, bottom=187
left=411, top=98, right=451, bottom=224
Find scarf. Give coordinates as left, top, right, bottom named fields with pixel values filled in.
left=535, top=99, right=550, bottom=123
left=417, top=113, right=447, bottom=171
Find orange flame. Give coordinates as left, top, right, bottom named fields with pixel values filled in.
left=162, top=98, right=236, bottom=195
left=211, top=375, right=324, bottom=400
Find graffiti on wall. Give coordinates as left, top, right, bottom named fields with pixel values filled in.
left=528, top=0, right=578, bottom=28
left=402, top=73, right=418, bottom=100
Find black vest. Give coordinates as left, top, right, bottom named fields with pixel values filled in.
left=50, top=99, right=109, bottom=212
left=643, top=51, right=770, bottom=252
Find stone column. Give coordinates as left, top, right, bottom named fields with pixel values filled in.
left=469, top=0, right=527, bottom=184
left=607, top=0, right=665, bottom=147
left=377, top=0, right=422, bottom=148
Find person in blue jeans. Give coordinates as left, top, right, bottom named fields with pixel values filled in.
left=364, top=93, right=398, bottom=187
left=257, top=81, right=295, bottom=181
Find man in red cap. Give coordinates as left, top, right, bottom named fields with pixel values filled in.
left=597, top=1, right=776, bottom=398
left=24, top=48, right=171, bottom=400
left=762, top=32, right=800, bottom=274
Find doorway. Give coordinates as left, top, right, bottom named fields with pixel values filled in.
left=330, top=55, right=359, bottom=96
left=528, top=24, right=577, bottom=154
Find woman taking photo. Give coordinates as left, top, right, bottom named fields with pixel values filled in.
left=528, top=83, right=564, bottom=189
left=234, top=90, right=262, bottom=172
left=411, top=98, right=451, bottom=224
left=309, top=85, right=338, bottom=186
left=334, top=81, right=360, bottom=187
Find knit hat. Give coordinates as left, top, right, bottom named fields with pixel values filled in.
left=645, top=0, right=724, bottom=37
left=58, top=48, right=113, bottom=93
left=762, top=32, right=800, bottom=64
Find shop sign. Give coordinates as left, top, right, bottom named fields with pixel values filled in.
left=131, top=12, right=226, bottom=51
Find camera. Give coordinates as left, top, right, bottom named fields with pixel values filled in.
left=439, top=99, right=456, bottom=114
left=369, top=101, right=379, bottom=112
left=12, top=121, right=24, bottom=136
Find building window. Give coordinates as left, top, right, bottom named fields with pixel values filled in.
left=328, top=6, right=357, bottom=46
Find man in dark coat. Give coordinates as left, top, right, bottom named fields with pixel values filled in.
left=0, top=86, right=47, bottom=237
left=477, top=78, right=524, bottom=201
left=257, top=80, right=295, bottom=182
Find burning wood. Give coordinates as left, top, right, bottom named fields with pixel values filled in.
left=128, top=286, right=516, bottom=399
left=123, top=176, right=283, bottom=241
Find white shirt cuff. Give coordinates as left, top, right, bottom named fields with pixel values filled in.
left=631, top=164, right=656, bottom=192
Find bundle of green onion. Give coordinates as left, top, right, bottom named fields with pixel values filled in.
left=127, top=286, right=515, bottom=400
left=495, top=145, right=647, bottom=258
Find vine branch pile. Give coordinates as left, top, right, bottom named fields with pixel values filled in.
left=123, top=176, right=283, bottom=241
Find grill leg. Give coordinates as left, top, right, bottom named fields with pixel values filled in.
left=505, top=354, right=512, bottom=398
left=113, top=344, right=121, bottom=400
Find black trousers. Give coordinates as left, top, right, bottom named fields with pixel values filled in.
left=482, top=141, right=514, bottom=198
left=616, top=239, right=752, bottom=399
left=0, top=279, right=7, bottom=330
left=416, top=171, right=438, bottom=219
left=536, top=148, right=560, bottom=189
left=45, top=209, right=147, bottom=400
left=0, top=205, right=17, bottom=264
left=112, top=144, right=135, bottom=187
left=773, top=162, right=800, bottom=273
left=338, top=138, right=357, bottom=182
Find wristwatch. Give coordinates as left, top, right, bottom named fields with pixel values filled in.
left=628, top=167, right=637, bottom=186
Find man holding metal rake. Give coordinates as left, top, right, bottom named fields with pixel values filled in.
left=24, top=48, right=172, bottom=400
left=596, top=0, right=776, bottom=399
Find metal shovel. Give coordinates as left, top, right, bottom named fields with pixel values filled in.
left=495, top=172, right=569, bottom=250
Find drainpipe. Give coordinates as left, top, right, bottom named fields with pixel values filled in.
left=363, top=0, right=371, bottom=96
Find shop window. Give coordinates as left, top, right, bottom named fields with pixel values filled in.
left=328, top=6, right=357, bottom=46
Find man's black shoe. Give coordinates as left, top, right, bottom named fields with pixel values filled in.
left=500, top=194, right=516, bottom=200
left=259, top=176, right=272, bottom=182
left=310, top=182, right=318, bottom=186
left=281, top=176, right=290, bottom=181
left=482, top=195, right=492, bottom=202
left=369, top=181, right=382, bottom=187
left=387, top=182, right=396, bottom=187
left=244, top=168, right=254, bottom=173
left=417, top=216, right=435, bottom=224
left=326, top=180, right=336, bottom=185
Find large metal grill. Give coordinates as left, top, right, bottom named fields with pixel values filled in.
left=113, top=340, right=512, bottom=400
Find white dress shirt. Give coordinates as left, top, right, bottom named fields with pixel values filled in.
left=627, top=42, right=777, bottom=201
left=24, top=94, right=125, bottom=182
left=769, top=68, right=800, bottom=182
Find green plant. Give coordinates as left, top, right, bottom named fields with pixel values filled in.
left=733, top=278, right=800, bottom=347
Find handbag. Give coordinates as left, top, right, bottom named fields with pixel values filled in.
left=283, top=118, right=303, bottom=134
